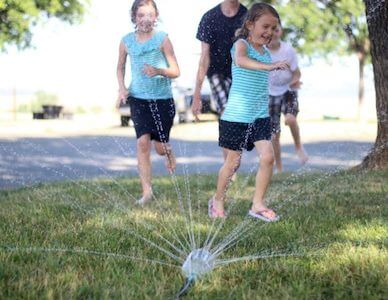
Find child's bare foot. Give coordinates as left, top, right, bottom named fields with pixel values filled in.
left=208, top=196, right=226, bottom=218
left=136, top=191, right=153, bottom=206
left=296, top=147, right=308, bottom=165
left=165, top=152, right=176, bottom=174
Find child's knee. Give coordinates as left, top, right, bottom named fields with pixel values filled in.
left=137, top=139, right=151, bottom=153
left=285, top=114, right=297, bottom=126
left=154, top=143, right=163, bottom=155
left=154, top=142, right=171, bottom=156
left=225, top=156, right=241, bottom=172
left=260, top=151, right=275, bottom=166
left=155, top=148, right=164, bottom=156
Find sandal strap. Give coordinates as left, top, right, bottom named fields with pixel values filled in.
left=257, top=208, right=274, bottom=214
left=212, top=207, right=225, bottom=217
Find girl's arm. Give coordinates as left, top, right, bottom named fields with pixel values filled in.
left=117, top=41, right=128, bottom=103
left=143, top=36, right=180, bottom=79
left=234, top=39, right=289, bottom=71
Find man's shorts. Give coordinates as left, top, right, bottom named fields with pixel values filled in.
left=219, top=117, right=271, bottom=152
left=129, top=96, right=175, bottom=143
left=208, top=74, right=232, bottom=115
left=269, top=90, right=299, bottom=134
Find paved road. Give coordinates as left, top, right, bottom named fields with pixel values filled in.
left=0, top=133, right=373, bottom=189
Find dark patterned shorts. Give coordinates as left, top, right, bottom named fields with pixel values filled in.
left=129, top=96, right=175, bottom=143
left=219, top=117, right=271, bottom=152
left=269, top=90, right=299, bottom=134
left=208, top=74, right=232, bottom=115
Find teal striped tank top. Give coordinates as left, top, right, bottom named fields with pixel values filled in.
left=221, top=39, right=272, bottom=123
left=122, top=31, right=172, bottom=100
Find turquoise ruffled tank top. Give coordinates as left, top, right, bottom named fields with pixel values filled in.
left=222, top=39, right=271, bottom=123
left=122, top=31, right=172, bottom=100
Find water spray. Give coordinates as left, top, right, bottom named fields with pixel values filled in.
left=175, top=248, right=215, bottom=298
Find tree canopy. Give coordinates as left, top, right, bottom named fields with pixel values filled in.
left=0, top=0, right=89, bottom=51
left=243, top=0, right=368, bottom=59
left=242, top=0, right=370, bottom=116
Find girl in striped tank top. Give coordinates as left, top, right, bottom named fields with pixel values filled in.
left=117, top=0, right=180, bottom=205
left=208, top=3, right=289, bottom=222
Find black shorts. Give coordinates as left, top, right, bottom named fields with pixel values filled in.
left=219, top=117, right=271, bottom=152
left=128, top=96, right=175, bottom=143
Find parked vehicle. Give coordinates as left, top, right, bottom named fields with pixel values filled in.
left=118, top=84, right=217, bottom=126
left=118, top=101, right=131, bottom=127
left=33, top=105, right=64, bottom=119
left=173, top=85, right=217, bottom=123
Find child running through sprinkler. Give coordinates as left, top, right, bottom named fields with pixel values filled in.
left=116, top=0, right=180, bottom=205
left=268, top=24, right=308, bottom=173
left=208, top=3, right=288, bottom=222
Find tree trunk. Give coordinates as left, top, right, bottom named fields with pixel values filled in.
left=357, top=52, right=365, bottom=121
left=358, top=0, right=388, bottom=170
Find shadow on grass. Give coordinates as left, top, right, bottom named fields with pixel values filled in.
left=0, top=135, right=373, bottom=189
left=0, top=168, right=387, bottom=298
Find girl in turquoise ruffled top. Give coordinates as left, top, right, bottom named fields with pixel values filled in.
left=116, top=0, right=180, bottom=205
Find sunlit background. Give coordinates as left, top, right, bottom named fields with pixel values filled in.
left=0, top=0, right=377, bottom=122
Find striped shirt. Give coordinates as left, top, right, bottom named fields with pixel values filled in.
left=221, top=39, right=272, bottom=123
left=122, top=31, right=172, bottom=100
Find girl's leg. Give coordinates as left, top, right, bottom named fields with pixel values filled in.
left=214, top=149, right=242, bottom=212
left=285, top=113, right=308, bottom=164
left=222, top=148, right=237, bottom=182
left=154, top=141, right=176, bottom=174
left=251, top=140, right=276, bottom=215
left=271, top=132, right=282, bottom=173
left=137, top=134, right=153, bottom=199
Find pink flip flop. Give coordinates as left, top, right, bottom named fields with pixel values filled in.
left=248, top=208, right=279, bottom=222
left=208, top=197, right=226, bottom=219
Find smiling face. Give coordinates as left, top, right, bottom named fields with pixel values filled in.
left=135, top=3, right=158, bottom=33
left=247, top=13, right=279, bottom=46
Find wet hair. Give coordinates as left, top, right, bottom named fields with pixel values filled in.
left=130, top=0, right=159, bottom=23
left=235, top=2, right=281, bottom=39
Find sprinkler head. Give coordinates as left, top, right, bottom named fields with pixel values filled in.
left=181, top=248, right=215, bottom=279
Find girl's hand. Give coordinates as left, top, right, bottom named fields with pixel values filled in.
left=143, top=64, right=162, bottom=77
left=272, top=60, right=290, bottom=71
left=117, top=88, right=128, bottom=107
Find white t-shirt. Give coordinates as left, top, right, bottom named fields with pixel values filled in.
left=269, top=41, right=299, bottom=96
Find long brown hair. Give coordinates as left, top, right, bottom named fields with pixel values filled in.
left=235, top=2, right=280, bottom=39
left=130, top=0, right=159, bottom=24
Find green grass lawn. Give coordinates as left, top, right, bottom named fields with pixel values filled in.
left=0, top=169, right=387, bottom=299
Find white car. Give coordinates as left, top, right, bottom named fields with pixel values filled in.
left=173, top=84, right=217, bottom=124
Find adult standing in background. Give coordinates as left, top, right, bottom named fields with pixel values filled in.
left=191, top=0, right=247, bottom=172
